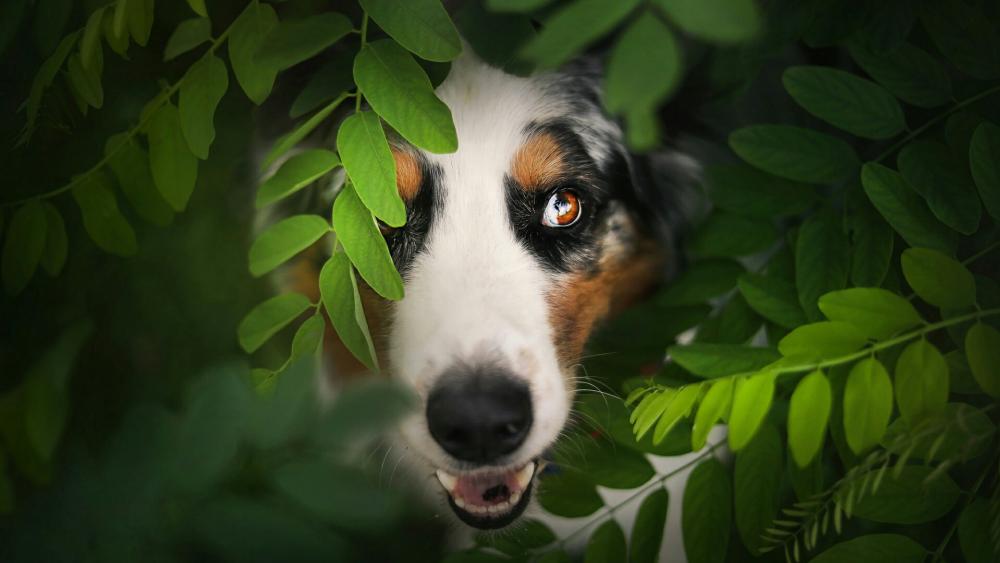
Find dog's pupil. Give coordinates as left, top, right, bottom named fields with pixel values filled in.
left=483, top=484, right=510, bottom=502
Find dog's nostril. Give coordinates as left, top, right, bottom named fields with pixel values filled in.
left=426, top=370, right=533, bottom=463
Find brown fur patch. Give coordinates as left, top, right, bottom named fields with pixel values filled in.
left=392, top=147, right=422, bottom=202
left=511, top=132, right=566, bottom=190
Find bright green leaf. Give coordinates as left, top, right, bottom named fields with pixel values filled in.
left=147, top=103, right=199, bottom=211
left=337, top=111, right=407, bottom=227
left=900, top=247, right=976, bottom=310
left=818, top=288, right=922, bottom=341
left=682, top=458, right=731, bottom=563
left=320, top=252, right=377, bottom=370
left=788, top=370, right=831, bottom=468
left=691, top=379, right=731, bottom=451
left=228, top=1, right=279, bottom=105
left=783, top=65, right=905, bottom=139
left=163, top=17, right=211, bottom=61
left=728, top=371, right=776, bottom=451
left=256, top=12, right=353, bottom=72
left=729, top=125, right=859, bottom=185
left=71, top=173, right=137, bottom=257
left=38, top=203, right=66, bottom=277
left=332, top=184, right=404, bottom=300
left=894, top=339, right=949, bottom=424
left=965, top=323, right=1000, bottom=398
left=257, top=149, right=341, bottom=208
left=970, top=122, right=1000, bottom=221
left=1, top=201, right=46, bottom=295
left=778, top=321, right=868, bottom=359
left=519, top=0, right=640, bottom=70
left=861, top=163, right=957, bottom=254
left=653, top=385, right=700, bottom=445
left=248, top=215, right=330, bottom=277
left=237, top=293, right=312, bottom=353
left=843, top=358, right=893, bottom=454
left=179, top=55, right=229, bottom=159
left=359, top=0, right=461, bottom=62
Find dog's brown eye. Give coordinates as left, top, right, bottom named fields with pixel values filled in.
left=542, top=190, right=581, bottom=228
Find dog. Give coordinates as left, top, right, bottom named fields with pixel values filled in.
left=263, top=49, right=698, bottom=532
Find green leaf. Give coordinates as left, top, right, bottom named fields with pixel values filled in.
left=111, top=0, right=129, bottom=39
left=970, top=122, right=1000, bottom=221
left=538, top=470, right=603, bottom=517
left=228, top=1, right=279, bottom=105
left=634, top=390, right=673, bottom=440
left=691, top=378, right=731, bottom=450
left=669, top=343, right=780, bottom=379
left=186, top=0, right=207, bottom=17
left=19, top=30, right=79, bottom=145
left=290, top=57, right=353, bottom=118
left=332, top=184, right=404, bottom=300
left=103, top=6, right=129, bottom=56
left=71, top=173, right=137, bottom=257
left=920, top=0, right=1000, bottom=81
left=354, top=39, right=457, bottom=153
left=818, top=288, right=922, bottom=341
left=695, top=293, right=760, bottom=345
left=729, top=125, right=859, bottom=185
left=629, top=488, right=668, bottom=563
left=105, top=133, right=174, bottom=226
left=848, top=193, right=894, bottom=287
left=560, top=432, right=655, bottom=489
left=248, top=215, right=330, bottom=277
left=882, top=403, right=995, bottom=462
left=734, top=424, right=782, bottom=554
left=958, top=500, right=993, bottom=563
left=237, top=293, right=312, bottom=353
left=682, top=459, right=731, bottom=563
left=965, top=323, right=1000, bottom=398
left=518, top=0, right=640, bottom=70
left=359, top=0, right=461, bottom=62
left=788, top=370, right=831, bottom=468
left=842, top=358, right=893, bottom=454
left=1, top=201, right=46, bottom=295
left=623, top=107, right=658, bottom=151
left=705, top=164, right=816, bottom=218
left=147, top=103, right=199, bottom=211
left=179, top=55, right=229, bottom=160
left=38, top=203, right=66, bottom=277
left=80, top=6, right=105, bottom=70
left=849, top=41, right=952, bottom=108
left=67, top=52, right=103, bottom=108
left=337, top=111, right=407, bottom=227
left=688, top=211, right=777, bottom=258
left=262, top=94, right=350, bottom=170
left=288, top=314, right=325, bottom=366
left=779, top=321, right=868, bottom=359
left=486, top=0, right=554, bottom=12
left=894, top=339, right=949, bottom=424
left=796, top=210, right=850, bottom=321
left=585, top=519, right=626, bottom=563
left=257, top=149, right=341, bottom=208
left=861, top=163, right=957, bottom=254
left=897, top=140, right=981, bottom=235
left=320, top=252, right=377, bottom=370
left=127, top=0, right=153, bottom=46
left=728, top=371, right=776, bottom=451
left=809, top=534, right=926, bottom=563
left=657, top=259, right=744, bottom=306
left=738, top=272, right=808, bottom=329
left=900, top=247, right=976, bottom=310
left=653, top=0, right=760, bottom=43
left=256, top=12, right=353, bottom=71
left=455, top=3, right=536, bottom=76
left=605, top=13, right=680, bottom=116
left=163, top=17, right=211, bottom=61
left=782, top=65, right=905, bottom=140
left=653, top=385, right=700, bottom=445
left=847, top=465, right=960, bottom=524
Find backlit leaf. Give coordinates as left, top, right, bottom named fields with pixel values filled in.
left=519, top=0, right=640, bottom=70
left=163, top=17, right=211, bottom=61
left=320, top=252, right=377, bottom=370
left=256, top=149, right=341, bottom=208
left=336, top=111, right=407, bottom=227
left=818, top=288, right=922, bottom=341
left=148, top=103, right=199, bottom=211
left=970, top=122, right=1000, bottom=221
left=682, top=459, right=731, bottom=563
left=256, top=12, right=352, bottom=72
left=900, top=247, right=976, bottom=311
left=248, top=215, right=330, bottom=277
left=71, top=173, right=137, bottom=257
left=332, top=184, right=404, bottom=300
left=861, top=163, right=957, bottom=254
left=359, top=0, right=461, bottom=62
left=691, top=378, right=731, bottom=451
left=237, top=293, right=312, bottom=353
left=728, top=371, right=776, bottom=451
left=965, top=323, right=1000, bottom=398
left=843, top=358, right=893, bottom=454
left=788, top=370, right=831, bottom=468
left=653, top=385, right=700, bottom=445
left=179, top=55, right=229, bottom=159
left=779, top=322, right=868, bottom=359
left=783, top=65, right=905, bottom=139
left=894, top=339, right=949, bottom=424
left=1, top=201, right=46, bottom=295
left=897, top=140, right=981, bottom=234
left=729, top=125, right=859, bottom=184
left=653, top=0, right=760, bottom=44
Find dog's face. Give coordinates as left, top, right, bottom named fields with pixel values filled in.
left=329, top=54, right=684, bottom=530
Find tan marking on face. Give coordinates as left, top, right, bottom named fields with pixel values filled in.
left=511, top=132, right=566, bottom=190
left=393, top=147, right=422, bottom=202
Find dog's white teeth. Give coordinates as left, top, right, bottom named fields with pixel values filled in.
left=509, top=491, right=521, bottom=506
left=436, top=469, right=457, bottom=492
left=454, top=497, right=467, bottom=509
left=515, top=462, right=535, bottom=489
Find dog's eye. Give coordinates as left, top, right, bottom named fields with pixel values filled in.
left=541, top=190, right=581, bottom=228
left=377, top=219, right=398, bottom=236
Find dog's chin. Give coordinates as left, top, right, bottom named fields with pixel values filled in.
left=435, top=461, right=537, bottom=530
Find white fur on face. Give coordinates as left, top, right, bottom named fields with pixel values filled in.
left=387, top=55, right=575, bottom=472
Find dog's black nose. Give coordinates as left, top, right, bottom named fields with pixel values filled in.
left=426, top=371, right=533, bottom=463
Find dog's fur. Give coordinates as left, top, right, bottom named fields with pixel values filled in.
left=263, top=49, right=697, bottom=531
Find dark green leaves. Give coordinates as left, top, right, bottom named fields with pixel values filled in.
left=900, top=248, right=976, bottom=310
left=164, top=17, right=211, bottom=61
left=920, top=0, right=1000, bottom=81
left=809, top=534, right=926, bottom=563
left=148, top=103, right=199, bottom=212
left=559, top=434, right=655, bottom=488
left=728, top=372, right=776, bottom=451
left=657, top=259, right=743, bottom=306
left=796, top=211, right=850, bottom=321
left=849, top=465, right=960, bottom=524
left=256, top=150, right=341, bottom=208
left=849, top=42, right=951, bottom=108
left=668, top=343, right=780, bottom=378
left=629, top=489, right=668, bottom=563
left=106, top=134, right=174, bottom=226
left=1, top=201, right=46, bottom=295
left=237, top=293, right=312, bottom=353
left=843, top=358, right=893, bottom=454
left=320, top=253, right=377, bottom=370
left=734, top=424, right=781, bottom=554
left=71, top=174, right=137, bottom=257
left=256, top=12, right=352, bottom=72
left=337, top=112, right=406, bottom=227
left=228, top=2, right=279, bottom=105
left=788, top=370, right=831, bottom=467
left=688, top=212, right=776, bottom=258
left=738, top=273, right=807, bottom=329
left=38, top=203, right=66, bottom=277
left=584, top=519, right=626, bottom=563
left=965, top=323, right=1000, bottom=398
left=958, top=500, right=993, bottom=563
left=519, top=0, right=640, bottom=70
left=359, top=0, right=461, bottom=62
left=970, top=122, right=1000, bottom=221
left=179, top=55, right=229, bottom=160
left=682, top=459, right=731, bottom=563
left=706, top=164, right=816, bottom=218
left=818, top=288, right=922, bottom=341
left=895, top=339, right=949, bottom=423
left=897, top=140, right=981, bottom=234
left=332, top=184, right=404, bottom=300
left=657, top=0, right=761, bottom=43
left=249, top=215, right=329, bottom=277
left=537, top=470, right=603, bottom=517
left=354, top=40, right=457, bottom=153
left=783, top=66, right=905, bottom=139
left=861, top=163, right=957, bottom=254
left=729, top=125, right=859, bottom=184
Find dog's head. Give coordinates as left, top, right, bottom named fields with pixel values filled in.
left=288, top=52, right=693, bottom=530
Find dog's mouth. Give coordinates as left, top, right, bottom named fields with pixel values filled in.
left=435, top=461, right=537, bottom=529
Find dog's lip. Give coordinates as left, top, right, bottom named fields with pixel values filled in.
left=435, top=461, right=537, bottom=529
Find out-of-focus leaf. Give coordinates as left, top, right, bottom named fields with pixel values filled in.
left=105, top=133, right=174, bottom=226
left=256, top=149, right=341, bottom=208
left=894, top=339, right=949, bottom=424
left=336, top=111, right=406, bottom=227
left=556, top=433, right=654, bottom=489
left=629, top=488, right=668, bottom=563
left=585, top=519, right=626, bottom=563
left=845, top=465, right=959, bottom=524
left=38, top=203, right=66, bottom=277
left=738, top=272, right=807, bottom=329
left=653, top=0, right=760, bottom=43
left=796, top=210, right=850, bottom=321
left=80, top=6, right=106, bottom=70
left=818, top=288, right=922, bottom=341
left=882, top=403, right=995, bottom=462
left=970, top=122, right=1000, bottom=221
left=706, top=164, right=816, bottom=218
left=849, top=41, right=952, bottom=108
left=843, top=358, right=892, bottom=454
left=518, top=0, right=640, bottom=70
left=538, top=469, right=603, bottom=517
left=262, top=94, right=350, bottom=170
left=728, top=371, right=776, bottom=451
left=248, top=215, right=330, bottom=277
left=809, top=534, right=926, bottom=563
left=787, top=370, right=831, bottom=468
left=848, top=192, right=894, bottom=287
left=605, top=13, right=680, bottom=118
left=237, top=293, right=312, bottom=354
left=486, top=0, right=554, bottom=12
left=729, top=125, right=859, bottom=185
left=898, top=140, right=980, bottom=235
left=256, top=12, right=352, bottom=71
left=861, top=163, right=957, bottom=254
left=332, top=184, right=404, bottom=300
left=691, top=379, right=731, bottom=451
left=71, top=173, right=137, bottom=257
left=454, top=2, right=535, bottom=76
left=147, top=103, right=199, bottom=211
left=186, top=0, right=207, bottom=17
left=20, top=30, right=79, bottom=144
left=229, top=2, right=279, bottom=105
left=682, top=458, right=731, bottom=563
left=359, top=0, right=461, bottom=62
left=657, top=259, right=744, bottom=306
left=179, top=55, right=229, bottom=159
left=1, top=201, right=46, bottom=295
left=920, top=0, right=1000, bottom=80
left=163, top=17, right=211, bottom=61
left=783, top=65, right=905, bottom=139
left=965, top=323, right=1000, bottom=398
left=127, top=0, right=153, bottom=46
left=734, top=424, right=781, bottom=554
left=67, top=53, right=103, bottom=108
left=688, top=211, right=777, bottom=258
left=320, top=252, right=377, bottom=370
left=290, top=57, right=353, bottom=118
left=958, top=500, right=993, bottom=563
left=900, top=247, right=976, bottom=310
